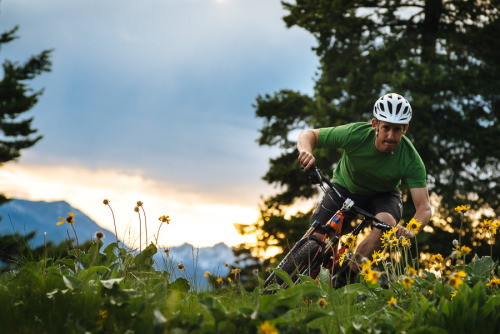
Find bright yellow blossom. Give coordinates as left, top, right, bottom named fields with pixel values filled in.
left=158, top=215, right=170, bottom=224
left=216, top=277, right=223, bottom=284
left=372, top=250, right=384, bottom=265
left=486, top=278, right=500, bottom=287
left=408, top=266, right=417, bottom=276
left=430, top=254, right=444, bottom=263
left=450, top=291, right=456, bottom=300
left=339, top=253, right=346, bottom=266
left=204, top=271, right=210, bottom=278
left=402, top=276, right=415, bottom=289
left=387, top=297, right=397, bottom=307
left=260, top=321, right=278, bottom=334
left=343, top=234, right=357, bottom=248
left=364, top=270, right=380, bottom=284
left=361, top=259, right=372, bottom=275
left=406, top=218, right=422, bottom=235
left=382, top=227, right=398, bottom=239
left=454, top=205, right=470, bottom=212
left=401, top=237, right=411, bottom=248
left=318, top=298, right=327, bottom=307
left=57, top=212, right=75, bottom=225
left=449, top=275, right=463, bottom=290
left=228, top=277, right=232, bottom=283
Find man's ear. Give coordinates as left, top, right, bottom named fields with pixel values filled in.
left=403, top=124, right=409, bottom=134
left=371, top=118, right=377, bottom=131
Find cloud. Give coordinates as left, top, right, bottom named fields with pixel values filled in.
left=0, top=0, right=319, bottom=247
left=0, top=162, right=259, bottom=247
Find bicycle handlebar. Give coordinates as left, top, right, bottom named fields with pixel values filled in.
left=306, top=166, right=392, bottom=232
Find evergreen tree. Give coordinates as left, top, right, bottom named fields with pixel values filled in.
left=0, top=25, right=52, bottom=204
left=249, top=1, right=500, bottom=264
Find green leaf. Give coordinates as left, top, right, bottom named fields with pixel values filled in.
left=100, top=277, right=124, bottom=289
left=62, top=275, right=82, bottom=290
left=302, top=310, right=332, bottom=323
left=169, top=277, right=190, bottom=293
left=272, top=268, right=295, bottom=288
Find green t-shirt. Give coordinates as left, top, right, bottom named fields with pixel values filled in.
left=318, top=122, right=427, bottom=195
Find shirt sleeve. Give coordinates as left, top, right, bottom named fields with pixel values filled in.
left=404, top=153, right=428, bottom=188
left=318, top=124, right=354, bottom=148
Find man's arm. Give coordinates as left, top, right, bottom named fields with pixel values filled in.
left=297, top=129, right=320, bottom=171
left=410, top=186, right=432, bottom=229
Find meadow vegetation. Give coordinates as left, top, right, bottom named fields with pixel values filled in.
left=0, top=202, right=499, bottom=334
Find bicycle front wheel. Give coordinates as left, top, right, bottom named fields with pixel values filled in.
left=263, top=239, right=321, bottom=290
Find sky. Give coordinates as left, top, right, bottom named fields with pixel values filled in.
left=0, top=0, right=318, bottom=248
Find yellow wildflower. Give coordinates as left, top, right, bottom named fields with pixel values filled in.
left=364, top=270, right=380, bottom=284
left=260, top=321, right=278, bottom=334
left=318, top=298, right=327, bottom=307
left=230, top=268, right=241, bottom=275
left=372, top=250, right=384, bottom=265
left=204, top=271, right=210, bottom=278
left=344, top=234, right=357, bottom=248
left=432, top=262, right=443, bottom=272
left=97, top=309, right=108, bottom=327
left=216, top=277, right=223, bottom=284
left=158, top=215, right=170, bottom=224
left=402, top=276, right=415, bottom=289
left=406, top=218, right=422, bottom=235
left=449, top=275, right=463, bottom=290
left=382, top=227, right=398, bottom=239
left=387, top=297, right=397, bottom=307
left=339, top=253, right=346, bottom=266
left=177, top=263, right=185, bottom=272
left=223, top=262, right=228, bottom=267
left=486, top=278, right=500, bottom=287
left=57, top=212, right=75, bottom=225
left=450, top=291, right=456, bottom=300
left=401, top=237, right=411, bottom=249
left=430, top=254, right=444, bottom=263
left=361, top=259, right=372, bottom=275
left=408, top=266, right=417, bottom=276
left=454, top=205, right=470, bottom=212
left=228, top=277, right=232, bottom=283
left=388, top=236, right=399, bottom=249
left=460, top=245, right=472, bottom=255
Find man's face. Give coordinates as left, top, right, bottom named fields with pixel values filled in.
left=372, top=119, right=408, bottom=153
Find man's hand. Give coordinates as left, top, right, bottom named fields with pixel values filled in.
left=298, top=150, right=315, bottom=171
left=396, top=225, right=414, bottom=239
left=297, top=129, right=320, bottom=171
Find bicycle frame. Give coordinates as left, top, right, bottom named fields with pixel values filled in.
left=265, top=166, right=393, bottom=289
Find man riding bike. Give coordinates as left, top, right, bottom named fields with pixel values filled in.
left=297, top=93, right=432, bottom=286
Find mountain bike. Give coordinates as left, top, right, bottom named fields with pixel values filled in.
left=263, top=166, right=393, bottom=292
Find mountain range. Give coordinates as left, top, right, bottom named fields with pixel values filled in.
left=0, top=199, right=245, bottom=285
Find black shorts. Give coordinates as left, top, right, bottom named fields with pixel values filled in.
left=309, top=184, right=403, bottom=234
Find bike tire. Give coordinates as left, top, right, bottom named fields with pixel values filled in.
left=263, top=239, right=321, bottom=290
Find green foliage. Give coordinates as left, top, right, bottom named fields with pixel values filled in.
left=0, top=21, right=53, bottom=205
left=250, top=0, right=500, bottom=263
left=1, top=232, right=499, bottom=333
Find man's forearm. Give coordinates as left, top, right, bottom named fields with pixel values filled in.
left=297, top=129, right=318, bottom=153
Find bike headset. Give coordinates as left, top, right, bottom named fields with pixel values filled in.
left=373, top=93, right=412, bottom=136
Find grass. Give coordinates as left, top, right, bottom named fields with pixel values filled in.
left=0, top=203, right=499, bottom=333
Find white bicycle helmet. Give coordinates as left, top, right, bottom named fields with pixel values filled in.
left=373, top=93, right=412, bottom=124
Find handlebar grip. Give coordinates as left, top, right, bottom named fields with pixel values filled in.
left=306, top=167, right=321, bottom=185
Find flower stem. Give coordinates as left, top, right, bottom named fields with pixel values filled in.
left=141, top=206, right=148, bottom=247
